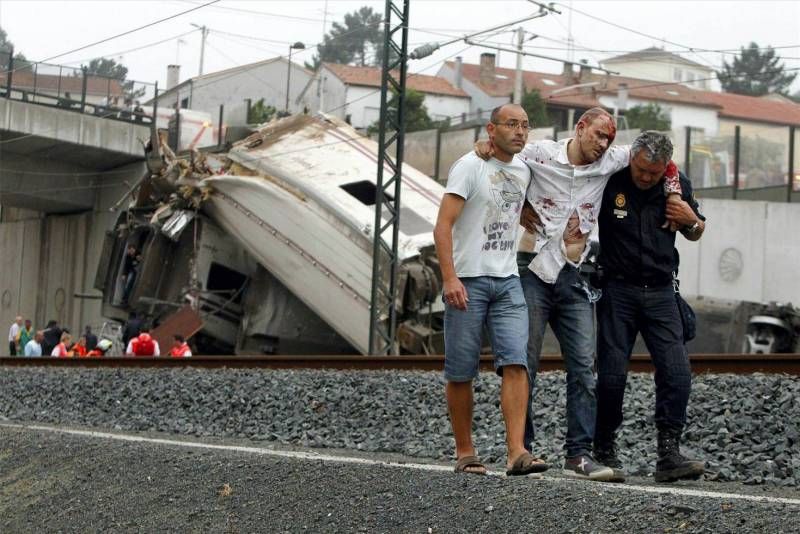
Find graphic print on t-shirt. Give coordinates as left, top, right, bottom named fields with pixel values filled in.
left=482, top=169, right=524, bottom=252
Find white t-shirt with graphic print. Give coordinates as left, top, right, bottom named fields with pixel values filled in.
left=445, top=152, right=531, bottom=278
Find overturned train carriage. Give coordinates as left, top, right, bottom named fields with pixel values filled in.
left=96, top=114, right=445, bottom=355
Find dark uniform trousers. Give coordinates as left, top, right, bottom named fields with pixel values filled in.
left=595, top=279, right=692, bottom=441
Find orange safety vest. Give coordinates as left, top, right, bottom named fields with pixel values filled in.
left=132, top=334, right=156, bottom=356
left=169, top=343, right=190, bottom=357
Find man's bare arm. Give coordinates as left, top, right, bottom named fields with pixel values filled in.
left=433, top=193, right=469, bottom=310
left=519, top=200, right=541, bottom=233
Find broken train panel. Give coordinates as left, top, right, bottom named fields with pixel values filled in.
left=97, top=114, right=446, bottom=354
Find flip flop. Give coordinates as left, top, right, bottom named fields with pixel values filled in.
left=454, top=455, right=487, bottom=475
left=506, top=452, right=549, bottom=476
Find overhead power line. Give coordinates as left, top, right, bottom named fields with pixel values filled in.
left=35, top=0, right=220, bottom=65
left=63, top=29, right=202, bottom=67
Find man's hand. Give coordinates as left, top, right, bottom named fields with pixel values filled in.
left=443, top=277, right=469, bottom=311
left=520, top=201, right=541, bottom=233
left=474, top=139, right=494, bottom=161
left=665, top=197, right=700, bottom=228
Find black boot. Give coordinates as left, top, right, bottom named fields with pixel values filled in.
left=655, top=429, right=704, bottom=483
left=594, top=434, right=626, bottom=483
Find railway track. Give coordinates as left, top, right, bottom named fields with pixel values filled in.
left=2, top=354, right=799, bottom=374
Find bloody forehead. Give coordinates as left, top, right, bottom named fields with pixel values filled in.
left=592, top=115, right=617, bottom=144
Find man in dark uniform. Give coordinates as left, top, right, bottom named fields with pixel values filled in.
left=593, top=131, right=706, bottom=483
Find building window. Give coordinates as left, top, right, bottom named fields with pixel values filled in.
left=673, top=68, right=683, bottom=82
left=180, top=97, right=189, bottom=109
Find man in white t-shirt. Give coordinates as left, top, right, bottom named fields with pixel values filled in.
left=8, top=316, right=22, bottom=356
left=434, top=104, right=547, bottom=477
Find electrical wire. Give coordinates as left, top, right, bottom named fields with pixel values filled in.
left=63, top=29, right=202, bottom=67
left=32, top=0, right=221, bottom=67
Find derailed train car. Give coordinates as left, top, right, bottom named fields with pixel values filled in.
left=95, top=114, right=445, bottom=355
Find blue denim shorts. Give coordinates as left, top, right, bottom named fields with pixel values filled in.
left=443, top=275, right=529, bottom=381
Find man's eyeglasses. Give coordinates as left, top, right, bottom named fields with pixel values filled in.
left=492, top=120, right=532, bottom=131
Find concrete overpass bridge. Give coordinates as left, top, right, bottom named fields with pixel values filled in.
left=0, top=97, right=149, bottom=212
left=0, top=97, right=149, bottom=343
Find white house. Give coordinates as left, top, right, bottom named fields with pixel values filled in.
left=599, top=47, right=715, bottom=91
left=302, top=62, right=470, bottom=130
left=147, top=57, right=314, bottom=126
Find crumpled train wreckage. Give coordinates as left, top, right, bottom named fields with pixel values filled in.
left=96, top=115, right=445, bottom=355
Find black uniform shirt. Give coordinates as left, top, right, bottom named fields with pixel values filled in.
left=598, top=168, right=704, bottom=286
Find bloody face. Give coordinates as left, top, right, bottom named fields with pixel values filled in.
left=576, top=116, right=617, bottom=164
left=630, top=151, right=668, bottom=190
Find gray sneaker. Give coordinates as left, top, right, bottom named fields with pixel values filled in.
left=594, top=442, right=626, bottom=483
left=563, top=455, right=616, bottom=481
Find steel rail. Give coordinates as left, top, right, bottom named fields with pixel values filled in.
left=2, top=354, right=800, bottom=375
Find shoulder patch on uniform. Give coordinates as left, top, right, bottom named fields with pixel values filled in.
left=614, top=193, right=626, bottom=208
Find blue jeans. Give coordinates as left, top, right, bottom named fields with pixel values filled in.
left=443, top=275, right=529, bottom=382
left=520, top=262, right=596, bottom=458
left=595, top=280, right=691, bottom=442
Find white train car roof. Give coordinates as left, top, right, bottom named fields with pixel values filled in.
left=225, top=114, right=444, bottom=261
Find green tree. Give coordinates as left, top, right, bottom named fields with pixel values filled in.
left=306, top=6, right=383, bottom=70
left=81, top=57, right=146, bottom=100
left=248, top=98, right=277, bottom=124
left=623, top=103, right=671, bottom=131
left=82, top=57, right=128, bottom=80
left=0, top=25, right=30, bottom=66
left=520, top=89, right=549, bottom=128
left=367, top=89, right=436, bottom=134
left=716, top=42, right=797, bottom=96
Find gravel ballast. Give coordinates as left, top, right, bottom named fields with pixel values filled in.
left=0, top=367, right=798, bottom=487
left=2, top=425, right=799, bottom=534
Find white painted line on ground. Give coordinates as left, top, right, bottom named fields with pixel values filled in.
left=2, top=422, right=799, bottom=506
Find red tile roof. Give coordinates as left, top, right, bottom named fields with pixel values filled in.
left=324, top=62, right=468, bottom=98
left=701, top=91, right=800, bottom=126
left=449, top=61, right=800, bottom=126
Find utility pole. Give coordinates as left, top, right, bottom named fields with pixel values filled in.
left=513, top=27, right=525, bottom=104
left=199, top=26, right=208, bottom=75
left=191, top=24, right=209, bottom=76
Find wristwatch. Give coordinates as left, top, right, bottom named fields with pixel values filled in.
left=685, top=220, right=701, bottom=233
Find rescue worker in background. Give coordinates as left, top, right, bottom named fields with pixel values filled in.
left=24, top=331, right=44, bottom=357
left=169, top=334, right=192, bottom=357
left=593, top=131, right=706, bottom=483
left=51, top=332, right=73, bottom=357
left=8, top=316, right=22, bottom=356
left=84, top=326, right=98, bottom=351
left=122, top=312, right=142, bottom=347
left=41, top=320, right=62, bottom=356
left=126, top=327, right=160, bottom=357
left=87, top=339, right=113, bottom=357
left=72, top=336, right=89, bottom=357
left=18, top=319, right=34, bottom=355
left=120, top=245, right=141, bottom=306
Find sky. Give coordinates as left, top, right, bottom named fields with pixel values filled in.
left=1, top=0, right=799, bottom=94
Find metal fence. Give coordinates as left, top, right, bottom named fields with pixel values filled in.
left=684, top=125, right=798, bottom=202
left=0, top=48, right=156, bottom=125
left=399, top=120, right=799, bottom=204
